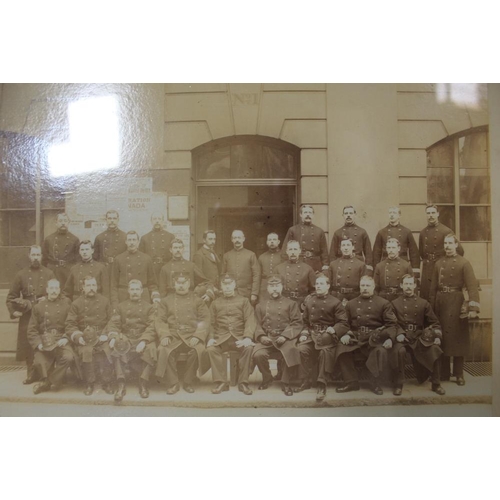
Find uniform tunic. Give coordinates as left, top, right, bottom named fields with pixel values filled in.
left=330, top=224, right=373, bottom=270
left=281, top=223, right=328, bottom=272
left=429, top=255, right=479, bottom=357
left=193, top=246, right=221, bottom=287
left=158, top=258, right=211, bottom=297
left=328, top=256, right=367, bottom=303
left=373, top=224, right=420, bottom=270
left=63, top=259, right=109, bottom=301
left=6, top=265, right=55, bottom=362
left=419, top=222, right=464, bottom=300
left=93, top=228, right=127, bottom=265
left=42, top=230, right=80, bottom=285
left=222, top=248, right=261, bottom=298
left=374, top=257, right=413, bottom=302
left=275, top=260, right=316, bottom=307
left=257, top=248, right=283, bottom=299
left=139, top=228, right=175, bottom=279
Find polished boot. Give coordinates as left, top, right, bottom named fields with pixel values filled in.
left=33, top=379, right=51, bottom=395
left=393, top=385, right=403, bottom=396
left=293, top=380, right=312, bottom=393
left=84, top=383, right=94, bottom=396
left=166, top=383, right=180, bottom=395
left=336, top=382, right=360, bottom=393
left=114, top=381, right=126, bottom=402
left=212, top=382, right=230, bottom=394
left=258, top=376, right=273, bottom=390
left=456, top=376, right=466, bottom=386
left=238, top=383, right=253, bottom=396
left=316, top=383, right=326, bottom=401
left=432, top=383, right=446, bottom=395
left=139, top=379, right=149, bottom=399
left=183, top=383, right=195, bottom=393
left=282, top=384, right=293, bottom=396
left=102, top=383, right=115, bottom=395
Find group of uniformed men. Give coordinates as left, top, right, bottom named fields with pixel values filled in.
left=6, top=203, right=480, bottom=402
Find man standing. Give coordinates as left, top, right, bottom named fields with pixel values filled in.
left=392, top=274, right=445, bottom=396
left=106, top=280, right=157, bottom=402
left=6, top=245, right=55, bottom=384
left=42, top=212, right=80, bottom=286
left=419, top=205, right=464, bottom=300
left=429, top=234, right=479, bottom=386
left=139, top=213, right=175, bottom=279
left=27, top=279, right=75, bottom=394
left=298, top=274, right=357, bottom=401
left=111, top=231, right=160, bottom=310
left=193, top=230, right=221, bottom=288
left=275, top=240, right=316, bottom=309
left=63, top=240, right=109, bottom=300
left=282, top=205, right=328, bottom=273
left=252, top=275, right=302, bottom=396
left=373, top=207, right=420, bottom=275
left=330, top=206, right=373, bottom=274
left=345, top=276, right=399, bottom=395
left=374, top=238, right=413, bottom=302
left=155, top=274, right=210, bottom=395
left=66, top=276, right=114, bottom=396
left=328, top=238, right=367, bottom=306
left=207, top=274, right=255, bottom=396
left=222, top=229, right=260, bottom=306
left=258, top=232, right=283, bottom=301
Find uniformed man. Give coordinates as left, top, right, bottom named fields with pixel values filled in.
left=373, top=207, right=420, bottom=275
left=297, top=274, right=357, bottom=401
left=275, top=240, right=316, bottom=309
left=257, top=232, right=283, bottom=301
left=281, top=205, right=329, bottom=273
left=139, top=212, right=175, bottom=279
left=42, top=212, right=80, bottom=286
left=222, top=230, right=260, bottom=306
left=392, top=274, right=445, bottom=396
left=155, top=274, right=210, bottom=395
left=27, top=279, right=75, bottom=394
left=345, top=276, right=399, bottom=395
left=6, top=245, right=55, bottom=384
left=193, top=229, right=221, bottom=288
left=419, top=204, right=464, bottom=300
left=111, top=231, right=160, bottom=310
left=105, top=279, right=157, bottom=402
left=159, top=238, right=213, bottom=301
left=330, top=206, right=373, bottom=274
left=374, top=238, right=413, bottom=302
left=66, top=276, right=114, bottom=396
left=207, top=273, right=255, bottom=396
left=429, top=234, right=479, bottom=386
left=63, top=240, right=109, bottom=301
left=252, top=274, right=303, bottom=396
left=328, top=238, right=367, bottom=306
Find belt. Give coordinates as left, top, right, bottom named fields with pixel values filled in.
left=55, top=259, right=66, bottom=267
left=266, top=329, right=282, bottom=337
left=302, top=251, right=317, bottom=259
left=153, top=257, right=164, bottom=265
left=107, top=257, right=114, bottom=264
left=405, top=324, right=418, bottom=332
left=312, top=324, right=328, bottom=333
left=384, top=287, right=401, bottom=294
left=283, top=290, right=306, bottom=300
left=439, top=286, right=461, bottom=293
left=425, top=253, right=443, bottom=261
left=332, top=287, right=358, bottom=294
left=358, top=326, right=372, bottom=334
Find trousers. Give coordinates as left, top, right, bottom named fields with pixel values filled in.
left=33, top=346, right=74, bottom=386
left=114, top=351, right=153, bottom=382
left=161, top=343, right=198, bottom=387
left=441, top=355, right=464, bottom=379
left=253, top=346, right=293, bottom=384
left=81, top=350, right=113, bottom=384
left=207, top=338, right=253, bottom=384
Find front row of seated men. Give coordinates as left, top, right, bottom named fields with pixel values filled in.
left=26, top=267, right=448, bottom=402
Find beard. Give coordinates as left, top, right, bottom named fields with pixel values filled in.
left=31, top=260, right=41, bottom=268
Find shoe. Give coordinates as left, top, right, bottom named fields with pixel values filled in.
left=258, top=378, right=273, bottom=390
left=84, top=384, right=94, bottom=396
left=336, top=382, right=360, bottom=394
left=114, top=382, right=126, bottom=402
left=212, top=382, right=230, bottom=394
left=23, top=374, right=37, bottom=385
left=139, top=380, right=149, bottom=399
left=183, top=384, right=195, bottom=394
left=316, top=384, right=326, bottom=401
left=432, top=384, right=446, bottom=395
left=393, top=386, right=403, bottom=396
left=33, top=380, right=51, bottom=395
left=371, top=386, right=383, bottom=396
left=456, top=376, right=466, bottom=386
left=166, top=383, right=180, bottom=395
left=238, top=383, right=253, bottom=396
left=102, top=383, right=115, bottom=395
left=282, top=384, right=293, bottom=396
left=293, top=380, right=312, bottom=393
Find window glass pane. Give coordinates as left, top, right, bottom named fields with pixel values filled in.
left=459, top=133, right=488, bottom=168
left=427, top=140, right=454, bottom=168
left=262, top=146, right=296, bottom=178
left=427, top=167, right=454, bottom=203
left=460, top=206, right=491, bottom=241
left=197, top=146, right=230, bottom=179
left=436, top=206, right=455, bottom=233
left=459, top=168, right=490, bottom=204
left=231, top=144, right=263, bottom=178
left=0, top=211, right=36, bottom=246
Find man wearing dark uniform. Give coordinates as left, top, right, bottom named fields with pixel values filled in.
left=345, top=276, right=399, bottom=395
left=257, top=232, right=283, bottom=301
left=297, top=274, right=357, bottom=401
left=392, top=274, right=445, bottom=396
left=111, top=231, right=160, bottom=310
left=328, top=238, right=366, bottom=306
left=42, top=212, right=80, bottom=287
left=63, top=240, right=109, bottom=300
left=373, top=207, right=420, bottom=276
left=155, top=274, right=210, bottom=395
left=275, top=240, right=316, bottom=309
left=281, top=205, right=328, bottom=273
left=374, top=238, right=413, bottom=302
left=222, top=230, right=261, bottom=306
left=27, top=279, right=75, bottom=394
left=330, top=206, right=373, bottom=274
left=252, top=275, right=303, bottom=396
left=105, top=279, right=157, bottom=402
left=429, top=234, right=479, bottom=386
left=6, top=245, right=55, bottom=384
left=139, top=213, right=175, bottom=280
left=207, top=274, right=255, bottom=396
left=419, top=204, right=464, bottom=300
left=66, top=276, right=114, bottom=396
left=193, top=230, right=221, bottom=288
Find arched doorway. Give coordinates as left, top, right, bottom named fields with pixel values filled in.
left=192, top=135, right=300, bottom=257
